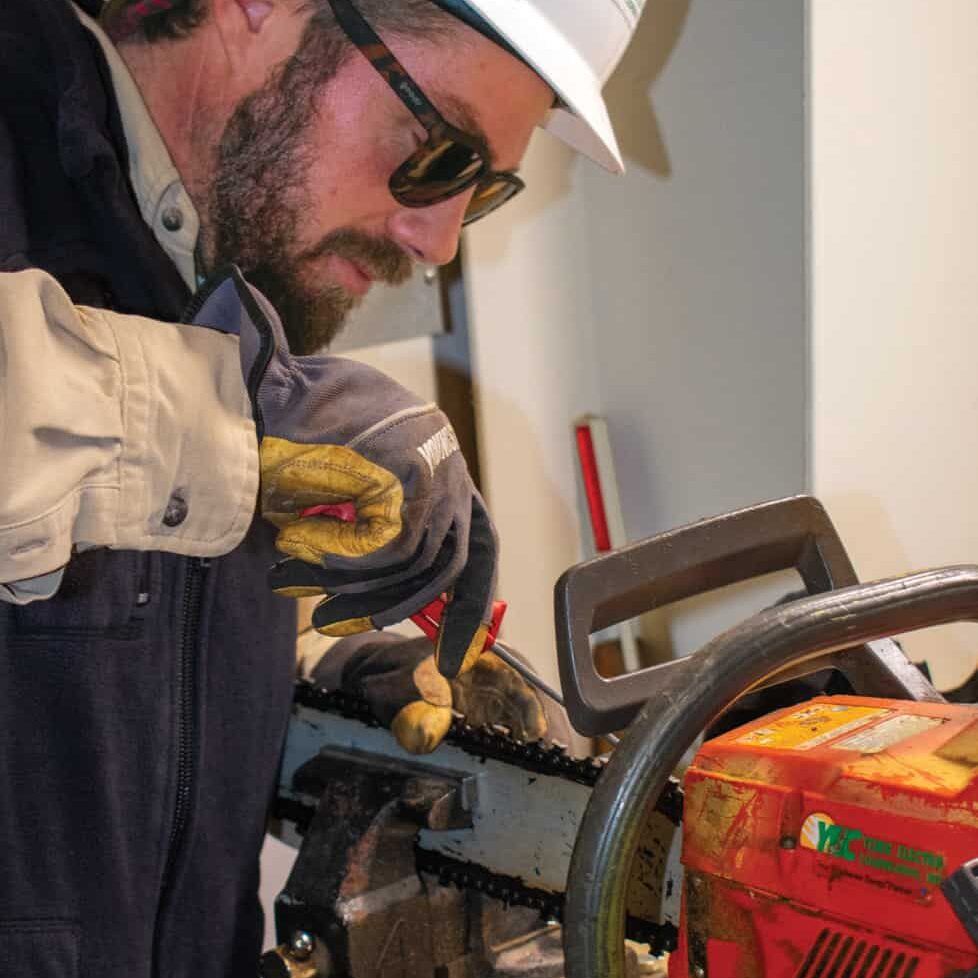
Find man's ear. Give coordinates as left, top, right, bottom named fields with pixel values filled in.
left=234, top=0, right=275, bottom=33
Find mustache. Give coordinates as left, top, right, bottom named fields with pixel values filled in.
left=300, top=228, right=414, bottom=287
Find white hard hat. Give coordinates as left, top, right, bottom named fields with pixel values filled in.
left=435, top=0, right=646, bottom=174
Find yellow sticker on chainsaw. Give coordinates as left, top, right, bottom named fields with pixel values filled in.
left=734, top=703, right=890, bottom=751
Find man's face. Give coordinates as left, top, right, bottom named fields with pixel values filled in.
left=201, top=14, right=554, bottom=354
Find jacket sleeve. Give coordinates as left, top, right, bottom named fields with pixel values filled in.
left=0, top=268, right=260, bottom=596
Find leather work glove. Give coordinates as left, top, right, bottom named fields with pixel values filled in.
left=189, top=268, right=497, bottom=677
left=310, top=633, right=548, bottom=754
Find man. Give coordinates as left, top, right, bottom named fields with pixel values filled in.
left=0, top=0, right=642, bottom=973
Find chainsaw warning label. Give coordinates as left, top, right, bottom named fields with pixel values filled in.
left=735, top=703, right=890, bottom=751
left=830, top=713, right=944, bottom=754
left=800, top=812, right=946, bottom=887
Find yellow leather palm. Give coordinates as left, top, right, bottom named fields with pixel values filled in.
left=204, top=267, right=496, bottom=679
left=391, top=653, right=548, bottom=754
left=449, top=653, right=548, bottom=743
left=259, top=436, right=404, bottom=562
left=310, top=634, right=548, bottom=756
left=390, top=657, right=453, bottom=754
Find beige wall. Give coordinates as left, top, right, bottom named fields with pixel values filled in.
left=466, top=0, right=808, bottom=681
left=809, top=0, right=978, bottom=688
left=469, top=0, right=978, bottom=692
left=464, top=134, right=602, bottom=692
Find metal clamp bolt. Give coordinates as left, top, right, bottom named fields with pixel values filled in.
left=289, top=932, right=316, bottom=961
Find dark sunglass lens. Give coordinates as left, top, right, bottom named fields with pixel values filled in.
left=462, top=176, right=522, bottom=225
left=426, top=141, right=482, bottom=183
left=391, top=139, right=483, bottom=204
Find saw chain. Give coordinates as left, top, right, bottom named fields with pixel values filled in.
left=291, top=682, right=617, bottom=787
left=276, top=681, right=682, bottom=952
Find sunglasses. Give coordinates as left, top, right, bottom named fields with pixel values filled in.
left=327, top=0, right=525, bottom=225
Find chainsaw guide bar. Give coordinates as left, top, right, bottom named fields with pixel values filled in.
left=275, top=681, right=683, bottom=952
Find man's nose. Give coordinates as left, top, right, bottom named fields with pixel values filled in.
left=387, top=190, right=474, bottom=266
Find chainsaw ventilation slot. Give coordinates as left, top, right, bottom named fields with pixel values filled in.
left=795, top=928, right=919, bottom=978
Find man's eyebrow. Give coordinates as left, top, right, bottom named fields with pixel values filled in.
left=437, top=92, right=497, bottom=166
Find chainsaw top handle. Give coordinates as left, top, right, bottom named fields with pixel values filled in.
left=553, top=494, right=940, bottom=736
left=563, top=564, right=978, bottom=978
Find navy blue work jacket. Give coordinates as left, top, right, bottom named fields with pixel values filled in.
left=0, top=1, right=297, bottom=974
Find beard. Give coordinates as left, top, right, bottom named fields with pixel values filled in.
left=202, top=29, right=412, bottom=354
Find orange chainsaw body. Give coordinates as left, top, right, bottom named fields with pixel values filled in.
left=669, top=695, right=978, bottom=977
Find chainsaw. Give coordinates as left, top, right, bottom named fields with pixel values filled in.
left=261, top=495, right=978, bottom=978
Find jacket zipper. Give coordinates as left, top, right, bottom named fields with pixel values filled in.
left=152, top=555, right=209, bottom=977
